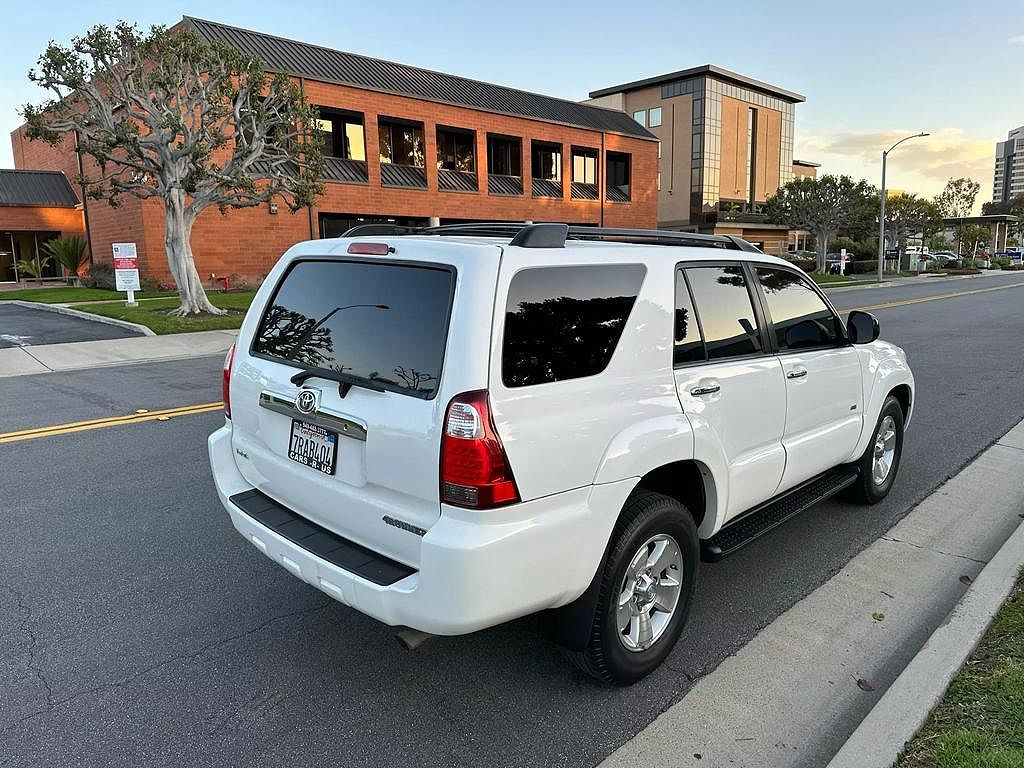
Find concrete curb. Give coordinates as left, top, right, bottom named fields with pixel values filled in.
left=821, top=271, right=1016, bottom=293
left=6, top=300, right=156, bottom=337
left=826, top=512, right=1024, bottom=768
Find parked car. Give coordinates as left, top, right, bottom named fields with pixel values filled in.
left=824, top=251, right=855, bottom=274
left=930, top=251, right=959, bottom=267
left=209, top=223, right=915, bottom=685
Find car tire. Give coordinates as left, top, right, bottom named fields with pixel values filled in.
left=566, top=490, right=699, bottom=686
left=847, top=395, right=905, bottom=505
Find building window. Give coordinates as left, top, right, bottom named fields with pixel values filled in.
left=379, top=118, right=425, bottom=166
left=487, top=135, right=521, bottom=176
left=531, top=141, right=561, bottom=181
left=315, top=108, right=366, bottom=161
left=632, top=110, right=647, bottom=126
left=572, top=147, right=598, bottom=184
left=648, top=107, right=662, bottom=127
left=436, top=127, right=475, bottom=172
left=606, top=151, right=630, bottom=201
left=746, top=107, right=758, bottom=204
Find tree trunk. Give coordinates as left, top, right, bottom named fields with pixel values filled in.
left=816, top=231, right=829, bottom=274
left=164, top=190, right=225, bottom=316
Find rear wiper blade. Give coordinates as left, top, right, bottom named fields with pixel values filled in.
left=289, top=367, right=386, bottom=393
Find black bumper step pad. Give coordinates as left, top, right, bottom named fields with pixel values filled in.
left=230, top=489, right=416, bottom=586
left=702, top=467, right=860, bottom=562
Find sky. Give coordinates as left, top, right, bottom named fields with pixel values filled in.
left=1, top=0, right=1020, bottom=209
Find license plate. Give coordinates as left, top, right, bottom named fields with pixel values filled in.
left=288, top=419, right=337, bottom=475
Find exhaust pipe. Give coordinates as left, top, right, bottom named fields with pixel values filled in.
left=395, top=627, right=434, bottom=651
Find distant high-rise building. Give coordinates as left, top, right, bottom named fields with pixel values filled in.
left=993, top=126, right=1024, bottom=203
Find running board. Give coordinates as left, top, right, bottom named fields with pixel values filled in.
left=701, top=467, right=860, bottom=562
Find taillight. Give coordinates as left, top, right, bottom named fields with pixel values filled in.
left=222, top=343, right=235, bottom=418
left=441, top=390, right=520, bottom=509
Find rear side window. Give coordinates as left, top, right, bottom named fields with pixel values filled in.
left=755, top=267, right=844, bottom=351
left=502, top=265, right=645, bottom=387
left=252, top=259, right=454, bottom=398
left=683, top=265, right=763, bottom=360
left=674, top=269, right=706, bottom=365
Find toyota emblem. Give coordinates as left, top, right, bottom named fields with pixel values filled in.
left=295, top=389, right=318, bottom=415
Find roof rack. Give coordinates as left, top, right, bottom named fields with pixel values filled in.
left=340, top=222, right=762, bottom=253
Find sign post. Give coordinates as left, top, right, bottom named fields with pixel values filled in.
left=839, top=248, right=848, bottom=276
left=112, top=243, right=141, bottom=306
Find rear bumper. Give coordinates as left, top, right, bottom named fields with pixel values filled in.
left=208, top=424, right=632, bottom=635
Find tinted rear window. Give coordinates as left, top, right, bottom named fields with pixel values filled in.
left=502, top=264, right=645, bottom=388
left=253, top=259, right=454, bottom=398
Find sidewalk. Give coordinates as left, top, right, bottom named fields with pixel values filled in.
left=0, top=330, right=236, bottom=376
left=600, top=419, right=1024, bottom=768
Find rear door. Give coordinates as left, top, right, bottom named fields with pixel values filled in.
left=673, top=263, right=787, bottom=520
left=228, top=239, right=499, bottom=568
left=751, top=265, right=864, bottom=491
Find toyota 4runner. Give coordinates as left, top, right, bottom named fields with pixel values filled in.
left=208, top=223, right=914, bottom=685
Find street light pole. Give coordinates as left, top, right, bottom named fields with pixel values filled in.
left=877, top=132, right=929, bottom=283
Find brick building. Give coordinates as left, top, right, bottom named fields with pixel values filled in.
left=11, top=17, right=658, bottom=286
left=0, top=170, right=85, bottom=283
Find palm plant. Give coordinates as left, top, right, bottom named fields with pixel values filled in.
left=16, top=255, right=51, bottom=284
left=40, top=236, right=88, bottom=285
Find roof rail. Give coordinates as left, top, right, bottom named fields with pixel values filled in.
left=340, top=221, right=763, bottom=253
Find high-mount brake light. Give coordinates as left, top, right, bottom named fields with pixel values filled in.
left=222, top=343, right=235, bottom=418
left=440, top=391, right=520, bottom=509
left=347, top=242, right=393, bottom=255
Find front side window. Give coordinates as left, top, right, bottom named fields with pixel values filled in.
left=531, top=141, right=562, bottom=181
left=648, top=107, right=663, bottom=127
left=572, top=148, right=598, bottom=184
left=315, top=108, right=366, bottom=161
left=755, top=267, right=844, bottom=351
left=632, top=109, right=647, bottom=126
left=684, top=265, right=763, bottom=360
left=487, top=135, right=521, bottom=176
left=379, top=119, right=425, bottom=166
left=436, top=128, right=475, bottom=172
left=502, top=265, right=646, bottom=387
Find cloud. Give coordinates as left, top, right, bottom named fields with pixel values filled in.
left=795, top=128, right=993, bottom=204
left=1011, top=34, right=1024, bottom=44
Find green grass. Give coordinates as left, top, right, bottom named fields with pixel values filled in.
left=896, top=574, right=1024, bottom=768
left=811, top=273, right=856, bottom=285
left=0, top=286, right=177, bottom=303
left=75, top=291, right=256, bottom=334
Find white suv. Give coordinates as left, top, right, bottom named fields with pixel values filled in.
left=208, top=223, right=914, bottom=685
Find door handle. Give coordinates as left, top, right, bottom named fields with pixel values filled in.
left=786, top=369, right=808, bottom=380
left=690, top=383, right=721, bottom=396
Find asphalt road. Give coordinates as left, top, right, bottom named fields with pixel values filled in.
left=2, top=274, right=1024, bottom=768
left=0, top=305, right=140, bottom=348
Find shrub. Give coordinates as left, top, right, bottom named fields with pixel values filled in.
left=83, top=262, right=115, bottom=289
left=847, top=259, right=878, bottom=275
left=1005, top=264, right=1023, bottom=271
left=945, top=268, right=983, bottom=275
left=992, top=256, right=1012, bottom=269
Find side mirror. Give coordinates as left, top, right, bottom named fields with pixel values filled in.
left=847, top=310, right=880, bottom=344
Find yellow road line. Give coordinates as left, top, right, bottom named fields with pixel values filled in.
left=0, top=401, right=223, bottom=444
left=848, top=279, right=1024, bottom=313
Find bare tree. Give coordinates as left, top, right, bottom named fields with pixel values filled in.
left=22, top=22, right=324, bottom=315
left=765, top=175, right=876, bottom=273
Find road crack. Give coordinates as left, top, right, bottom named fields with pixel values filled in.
left=880, top=535, right=988, bottom=565
left=0, top=599, right=331, bottom=738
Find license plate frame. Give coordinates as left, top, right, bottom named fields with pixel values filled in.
left=287, top=418, right=338, bottom=476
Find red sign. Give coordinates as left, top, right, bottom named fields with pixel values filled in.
left=113, top=256, right=138, bottom=270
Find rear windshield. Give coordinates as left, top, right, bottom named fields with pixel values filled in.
left=252, top=259, right=454, bottom=398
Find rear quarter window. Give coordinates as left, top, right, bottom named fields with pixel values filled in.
left=501, top=264, right=646, bottom=388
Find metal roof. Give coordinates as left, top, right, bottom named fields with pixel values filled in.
left=0, top=170, right=79, bottom=207
left=183, top=17, right=655, bottom=140
left=589, top=64, right=805, bottom=103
